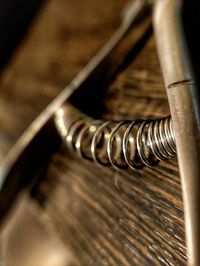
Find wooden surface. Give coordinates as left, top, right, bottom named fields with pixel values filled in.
left=0, top=0, right=186, bottom=265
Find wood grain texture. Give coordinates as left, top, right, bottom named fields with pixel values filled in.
left=0, top=0, right=126, bottom=161
left=0, top=0, right=186, bottom=265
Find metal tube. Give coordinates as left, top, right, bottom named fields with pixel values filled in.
left=154, top=1, right=200, bottom=265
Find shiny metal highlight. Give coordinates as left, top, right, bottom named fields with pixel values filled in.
left=55, top=105, right=176, bottom=170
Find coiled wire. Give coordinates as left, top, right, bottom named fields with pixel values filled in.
left=55, top=105, right=176, bottom=170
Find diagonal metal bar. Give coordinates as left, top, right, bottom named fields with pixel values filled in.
left=0, top=0, right=152, bottom=225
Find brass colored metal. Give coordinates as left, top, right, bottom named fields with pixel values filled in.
left=154, top=1, right=200, bottom=265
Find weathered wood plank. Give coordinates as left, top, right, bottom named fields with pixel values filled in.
left=0, top=0, right=186, bottom=265
left=33, top=36, right=186, bottom=265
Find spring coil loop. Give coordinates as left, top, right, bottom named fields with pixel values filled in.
left=55, top=105, right=176, bottom=170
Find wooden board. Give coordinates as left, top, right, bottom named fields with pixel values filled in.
left=0, top=0, right=186, bottom=265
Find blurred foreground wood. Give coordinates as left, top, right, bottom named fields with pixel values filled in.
left=0, top=0, right=186, bottom=265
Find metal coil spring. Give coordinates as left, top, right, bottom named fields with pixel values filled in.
left=55, top=106, right=176, bottom=170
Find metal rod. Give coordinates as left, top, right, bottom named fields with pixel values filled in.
left=154, top=1, right=200, bottom=265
